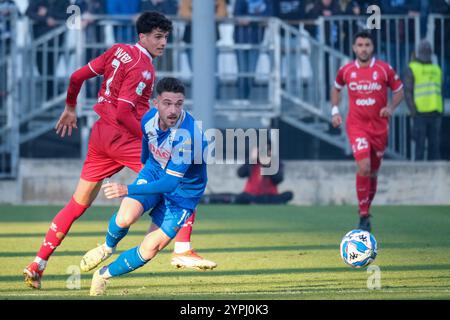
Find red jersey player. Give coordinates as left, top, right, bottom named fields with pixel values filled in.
left=24, top=12, right=215, bottom=290
left=331, top=31, right=404, bottom=232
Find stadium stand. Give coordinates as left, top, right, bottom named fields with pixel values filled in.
left=0, top=0, right=450, bottom=180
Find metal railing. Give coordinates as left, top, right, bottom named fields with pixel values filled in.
left=316, top=15, right=421, bottom=77
left=1, top=12, right=432, bottom=172
left=276, top=20, right=351, bottom=153
left=76, top=15, right=281, bottom=117
left=427, top=14, right=450, bottom=101
left=0, top=5, right=19, bottom=178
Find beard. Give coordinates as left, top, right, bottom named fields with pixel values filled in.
left=357, top=53, right=372, bottom=62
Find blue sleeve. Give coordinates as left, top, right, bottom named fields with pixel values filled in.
left=234, top=0, right=246, bottom=16
left=127, top=173, right=180, bottom=195
left=164, top=141, right=193, bottom=178
left=141, top=134, right=149, bottom=164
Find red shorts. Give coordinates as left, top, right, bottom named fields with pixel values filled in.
left=80, top=120, right=142, bottom=182
left=347, top=127, right=387, bottom=171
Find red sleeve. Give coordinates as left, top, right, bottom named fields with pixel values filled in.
left=87, top=48, right=110, bottom=76
left=116, top=101, right=142, bottom=139
left=65, top=47, right=113, bottom=107
left=65, top=64, right=97, bottom=107
left=334, top=66, right=346, bottom=90
left=387, top=64, right=403, bottom=92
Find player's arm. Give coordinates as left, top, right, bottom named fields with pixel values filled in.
left=331, top=84, right=343, bottom=128
left=380, top=65, right=404, bottom=118
left=56, top=51, right=108, bottom=137
left=331, top=67, right=345, bottom=128
left=380, top=88, right=404, bottom=117
left=103, top=133, right=196, bottom=199
left=102, top=159, right=189, bottom=199
left=102, top=174, right=181, bottom=199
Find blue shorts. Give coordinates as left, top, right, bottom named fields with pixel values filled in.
left=126, top=168, right=193, bottom=238
left=149, top=198, right=193, bottom=239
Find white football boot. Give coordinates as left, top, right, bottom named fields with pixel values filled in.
left=80, top=243, right=115, bottom=272
left=171, top=250, right=217, bottom=270
left=90, top=267, right=108, bottom=296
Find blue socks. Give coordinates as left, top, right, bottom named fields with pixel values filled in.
left=103, top=213, right=149, bottom=278
left=105, top=212, right=129, bottom=249
left=107, top=246, right=148, bottom=277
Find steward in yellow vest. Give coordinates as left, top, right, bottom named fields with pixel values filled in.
left=408, top=61, right=443, bottom=113
left=404, top=40, right=443, bottom=160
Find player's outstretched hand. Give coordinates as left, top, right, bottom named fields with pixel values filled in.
left=379, top=106, right=393, bottom=118
left=331, top=114, right=342, bottom=128
left=102, top=182, right=128, bottom=199
left=55, top=105, right=78, bottom=138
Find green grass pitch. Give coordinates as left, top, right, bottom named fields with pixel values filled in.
left=0, top=204, right=449, bottom=299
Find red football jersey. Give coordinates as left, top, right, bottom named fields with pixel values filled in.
left=88, top=43, right=156, bottom=127
left=334, top=57, right=403, bottom=135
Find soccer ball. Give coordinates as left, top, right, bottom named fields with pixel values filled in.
left=340, top=229, right=377, bottom=268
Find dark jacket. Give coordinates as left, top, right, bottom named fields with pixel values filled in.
left=26, top=0, right=71, bottom=38
left=379, top=0, right=420, bottom=13
left=234, top=0, right=274, bottom=44
left=74, top=0, right=105, bottom=14
left=140, top=0, right=178, bottom=15
left=273, top=0, right=306, bottom=21
left=305, top=0, right=342, bottom=19
left=429, top=0, right=450, bottom=13
left=305, top=0, right=341, bottom=46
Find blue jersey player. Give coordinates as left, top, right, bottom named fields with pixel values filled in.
left=82, top=77, right=208, bottom=296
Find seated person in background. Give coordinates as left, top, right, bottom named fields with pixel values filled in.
left=236, top=146, right=293, bottom=205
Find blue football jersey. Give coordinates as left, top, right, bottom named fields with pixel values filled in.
left=140, top=108, right=208, bottom=209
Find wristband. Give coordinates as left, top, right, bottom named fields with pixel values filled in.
left=331, top=106, right=340, bottom=116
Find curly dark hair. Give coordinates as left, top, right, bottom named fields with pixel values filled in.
left=156, top=77, right=185, bottom=96
left=136, top=11, right=173, bottom=35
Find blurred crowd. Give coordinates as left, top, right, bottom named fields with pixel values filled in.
left=15, top=0, right=450, bottom=21
left=1, top=0, right=448, bottom=35
left=2, top=0, right=449, bottom=99
left=2, top=0, right=449, bottom=20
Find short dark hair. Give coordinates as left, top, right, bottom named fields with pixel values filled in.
left=156, top=77, right=185, bottom=96
left=353, top=30, right=374, bottom=45
left=136, top=11, right=173, bottom=35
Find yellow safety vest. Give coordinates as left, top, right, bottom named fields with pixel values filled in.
left=409, top=61, right=443, bottom=113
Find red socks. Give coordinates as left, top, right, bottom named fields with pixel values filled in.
left=175, top=210, right=196, bottom=243
left=369, top=176, right=378, bottom=205
left=37, top=197, right=90, bottom=261
left=356, top=174, right=371, bottom=217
